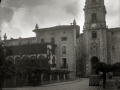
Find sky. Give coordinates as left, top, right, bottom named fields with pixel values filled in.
left=0, top=0, right=120, bottom=39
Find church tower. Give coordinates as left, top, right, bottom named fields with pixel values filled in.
left=83, top=0, right=108, bottom=76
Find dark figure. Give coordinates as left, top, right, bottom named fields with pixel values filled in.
left=103, top=72, right=106, bottom=89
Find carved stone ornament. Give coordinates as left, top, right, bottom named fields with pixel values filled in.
left=91, top=43, right=97, bottom=53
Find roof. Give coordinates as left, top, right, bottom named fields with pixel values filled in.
left=107, top=27, right=120, bottom=32
left=4, top=37, right=36, bottom=41
left=33, top=25, right=80, bottom=32
left=33, top=25, right=80, bottom=38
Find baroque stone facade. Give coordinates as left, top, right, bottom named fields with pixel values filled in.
left=77, top=0, right=120, bottom=76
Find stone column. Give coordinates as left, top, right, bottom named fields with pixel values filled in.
left=14, top=76, right=17, bottom=86
left=41, top=73, right=44, bottom=84
left=57, top=74, right=59, bottom=82
left=50, top=74, right=52, bottom=83
left=26, top=75, right=28, bottom=85
left=63, top=74, right=65, bottom=81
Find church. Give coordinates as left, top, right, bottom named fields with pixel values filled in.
left=78, top=0, right=120, bottom=76
left=2, top=0, right=120, bottom=85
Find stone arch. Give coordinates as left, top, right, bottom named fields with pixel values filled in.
left=91, top=56, right=99, bottom=74
left=22, top=56, right=29, bottom=60
left=30, top=56, right=36, bottom=63
left=15, top=57, right=21, bottom=64
left=15, top=57, right=21, bottom=60
left=38, top=55, right=45, bottom=60
left=7, top=57, right=14, bottom=64
left=22, top=56, right=29, bottom=65
left=38, top=55, right=45, bottom=65
left=30, top=56, right=36, bottom=60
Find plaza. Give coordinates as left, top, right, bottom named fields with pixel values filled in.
left=3, top=78, right=120, bottom=90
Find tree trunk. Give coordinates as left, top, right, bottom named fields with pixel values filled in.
left=103, top=71, right=106, bottom=89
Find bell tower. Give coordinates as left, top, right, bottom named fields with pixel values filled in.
left=83, top=0, right=108, bottom=76
left=84, top=0, right=107, bottom=30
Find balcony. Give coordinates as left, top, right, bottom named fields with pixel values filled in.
left=51, top=64, right=56, bottom=67
left=60, top=63, right=68, bottom=68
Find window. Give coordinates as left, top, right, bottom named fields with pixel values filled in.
left=92, top=13, right=97, bottom=23
left=61, top=37, right=67, bottom=41
left=92, top=31, right=97, bottom=38
left=41, top=39, right=44, bottom=43
left=92, top=0, right=96, bottom=3
left=62, top=58, right=67, bottom=67
left=62, top=46, right=66, bottom=54
left=51, top=38, right=55, bottom=43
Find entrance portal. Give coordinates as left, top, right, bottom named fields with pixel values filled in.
left=91, top=56, right=99, bottom=74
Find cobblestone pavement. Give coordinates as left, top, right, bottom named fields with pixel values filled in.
left=3, top=78, right=99, bottom=90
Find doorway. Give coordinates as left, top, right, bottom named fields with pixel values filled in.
left=91, top=56, right=99, bottom=74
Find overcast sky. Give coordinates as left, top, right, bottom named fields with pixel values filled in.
left=0, top=0, right=120, bottom=39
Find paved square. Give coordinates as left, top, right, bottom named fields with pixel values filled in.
left=3, top=78, right=99, bottom=90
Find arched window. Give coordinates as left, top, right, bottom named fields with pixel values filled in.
left=15, top=57, right=21, bottom=65
left=22, top=56, right=29, bottom=65
left=30, top=56, right=36, bottom=63
left=38, top=55, right=45, bottom=66
left=22, top=56, right=29, bottom=60
left=30, top=56, right=36, bottom=60
left=7, top=57, right=14, bottom=64
left=92, top=13, right=97, bottom=23
left=92, top=31, right=97, bottom=38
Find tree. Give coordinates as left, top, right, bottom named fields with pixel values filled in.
left=16, top=58, right=51, bottom=87
left=0, top=44, right=16, bottom=89
left=0, top=44, right=8, bottom=89
left=92, top=62, right=108, bottom=89
left=93, top=61, right=120, bottom=89
left=113, top=62, right=120, bottom=70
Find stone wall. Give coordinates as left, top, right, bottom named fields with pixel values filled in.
left=107, top=28, right=120, bottom=64
left=34, top=26, right=79, bottom=78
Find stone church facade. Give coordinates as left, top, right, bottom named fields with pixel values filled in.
left=78, top=0, right=120, bottom=76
